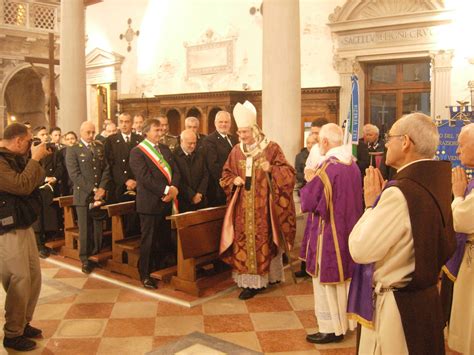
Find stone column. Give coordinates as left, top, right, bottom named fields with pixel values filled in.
left=468, top=80, right=474, bottom=107
left=334, top=56, right=355, bottom=125
left=59, top=0, right=87, bottom=133
left=262, top=0, right=301, bottom=162
left=431, top=50, right=453, bottom=120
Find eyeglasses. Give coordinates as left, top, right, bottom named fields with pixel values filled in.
left=384, top=133, right=416, bottom=145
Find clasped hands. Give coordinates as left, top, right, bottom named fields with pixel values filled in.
left=162, top=186, right=178, bottom=202
left=364, top=166, right=386, bottom=208
left=452, top=166, right=468, bottom=198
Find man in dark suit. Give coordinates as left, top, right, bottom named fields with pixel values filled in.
left=174, top=129, right=208, bottom=212
left=295, top=134, right=317, bottom=193
left=202, top=111, right=238, bottom=206
left=104, top=112, right=142, bottom=202
left=356, top=123, right=387, bottom=178
left=129, top=118, right=180, bottom=289
left=184, top=116, right=206, bottom=150
left=66, top=121, right=111, bottom=274
left=33, top=126, right=65, bottom=258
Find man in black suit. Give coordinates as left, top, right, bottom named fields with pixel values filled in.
left=295, top=134, right=317, bottom=193
left=202, top=111, right=238, bottom=206
left=184, top=116, right=206, bottom=150
left=104, top=112, right=142, bottom=203
left=356, top=123, right=387, bottom=179
left=174, top=129, right=208, bottom=212
left=129, top=118, right=180, bottom=289
left=66, top=121, right=111, bottom=274
left=33, top=126, right=65, bottom=258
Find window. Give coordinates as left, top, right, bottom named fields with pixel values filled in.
left=365, top=60, right=431, bottom=135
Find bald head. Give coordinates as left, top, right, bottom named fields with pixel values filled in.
left=319, top=123, right=343, bottom=155
left=80, top=121, right=96, bottom=143
left=457, top=123, right=474, bottom=167
left=180, top=129, right=197, bottom=155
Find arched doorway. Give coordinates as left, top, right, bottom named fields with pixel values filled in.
left=4, top=67, right=48, bottom=128
left=166, top=108, right=181, bottom=136
left=186, top=107, right=202, bottom=119
left=207, top=107, right=222, bottom=133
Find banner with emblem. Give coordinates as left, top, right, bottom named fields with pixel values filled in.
left=436, top=104, right=474, bottom=179
left=343, top=75, right=360, bottom=156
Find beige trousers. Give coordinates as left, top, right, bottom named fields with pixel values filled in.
left=0, top=227, right=41, bottom=338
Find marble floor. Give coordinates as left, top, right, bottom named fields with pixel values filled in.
left=0, top=257, right=462, bottom=355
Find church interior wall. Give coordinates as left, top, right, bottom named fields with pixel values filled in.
left=85, top=0, right=345, bottom=103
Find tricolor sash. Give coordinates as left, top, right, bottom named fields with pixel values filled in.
left=442, top=178, right=474, bottom=281
left=138, top=140, right=179, bottom=214
left=347, top=180, right=397, bottom=329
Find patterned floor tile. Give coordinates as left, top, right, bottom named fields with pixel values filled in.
left=34, top=303, right=71, bottom=320
left=74, top=289, right=120, bottom=304
left=251, top=311, right=304, bottom=331
left=152, top=335, right=181, bottom=348
left=103, top=318, right=156, bottom=337
left=295, top=310, right=318, bottom=328
left=44, top=338, right=101, bottom=354
left=65, top=303, right=114, bottom=319
left=154, top=316, right=204, bottom=336
left=211, top=331, right=262, bottom=353
left=256, top=329, right=317, bottom=352
left=246, top=296, right=293, bottom=313
left=204, top=314, right=254, bottom=333
left=202, top=297, right=248, bottom=315
left=53, top=268, right=88, bottom=279
left=55, top=319, right=107, bottom=338
left=117, top=289, right=155, bottom=302
left=97, top=336, right=153, bottom=354
left=155, top=302, right=202, bottom=316
left=110, top=302, right=158, bottom=318
left=287, top=294, right=315, bottom=311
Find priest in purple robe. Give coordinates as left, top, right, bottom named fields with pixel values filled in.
left=299, top=123, right=363, bottom=344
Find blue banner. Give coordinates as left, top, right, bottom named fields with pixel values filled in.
left=349, top=75, right=359, bottom=144
left=436, top=106, right=474, bottom=179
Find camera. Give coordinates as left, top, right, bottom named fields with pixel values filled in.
left=32, top=138, right=57, bottom=152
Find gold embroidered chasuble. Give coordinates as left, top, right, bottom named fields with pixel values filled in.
left=219, top=140, right=296, bottom=276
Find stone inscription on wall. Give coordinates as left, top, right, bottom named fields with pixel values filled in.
left=337, top=26, right=436, bottom=49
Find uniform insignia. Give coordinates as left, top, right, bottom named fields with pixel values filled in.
left=80, top=153, right=86, bottom=157
left=79, top=143, right=83, bottom=147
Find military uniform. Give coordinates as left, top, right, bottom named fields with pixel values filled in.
left=104, top=132, right=142, bottom=202
left=65, top=140, right=111, bottom=264
left=159, top=133, right=179, bottom=152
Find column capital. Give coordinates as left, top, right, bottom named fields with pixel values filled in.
left=430, top=50, right=454, bottom=69
left=468, top=80, right=474, bottom=89
left=333, top=56, right=358, bottom=75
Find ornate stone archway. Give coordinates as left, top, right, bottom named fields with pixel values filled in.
left=328, top=0, right=452, bottom=124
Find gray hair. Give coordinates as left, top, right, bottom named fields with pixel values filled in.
left=394, top=112, right=439, bottom=158
left=185, top=116, right=199, bottom=127
left=319, top=123, right=343, bottom=146
left=215, top=111, right=230, bottom=122
left=142, top=118, right=160, bottom=135
left=180, top=128, right=197, bottom=141
left=363, top=123, right=379, bottom=135
left=460, top=123, right=474, bottom=139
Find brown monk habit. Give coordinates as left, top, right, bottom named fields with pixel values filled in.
left=391, top=160, right=456, bottom=355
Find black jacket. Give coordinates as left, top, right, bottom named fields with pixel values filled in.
left=104, top=131, right=142, bottom=201
left=129, top=143, right=180, bottom=215
left=173, top=146, right=208, bottom=212
left=202, top=131, right=238, bottom=205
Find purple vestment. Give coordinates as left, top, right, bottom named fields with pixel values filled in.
left=299, top=157, right=363, bottom=283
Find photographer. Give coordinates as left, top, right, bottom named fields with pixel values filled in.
left=0, top=123, right=51, bottom=352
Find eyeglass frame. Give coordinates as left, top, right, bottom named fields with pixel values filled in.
left=384, top=133, right=416, bottom=145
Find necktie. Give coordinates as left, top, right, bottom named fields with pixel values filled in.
left=154, top=145, right=161, bottom=154
left=125, top=136, right=130, bottom=143
left=225, top=135, right=232, bottom=147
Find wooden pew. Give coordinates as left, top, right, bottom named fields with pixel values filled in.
left=151, top=206, right=231, bottom=296
left=102, top=201, right=141, bottom=279
left=57, top=195, right=112, bottom=261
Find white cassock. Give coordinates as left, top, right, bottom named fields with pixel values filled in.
left=448, top=189, right=474, bottom=354
left=349, top=187, right=414, bottom=355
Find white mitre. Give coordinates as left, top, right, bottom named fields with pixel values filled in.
left=233, top=100, right=257, bottom=129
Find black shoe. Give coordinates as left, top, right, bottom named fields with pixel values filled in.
left=38, top=246, right=50, bottom=259
left=3, top=335, right=36, bottom=351
left=23, top=323, right=42, bottom=338
left=81, top=262, right=93, bottom=274
left=142, top=277, right=157, bottom=289
left=306, top=332, right=343, bottom=344
left=238, top=288, right=264, bottom=300
left=295, top=270, right=310, bottom=278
